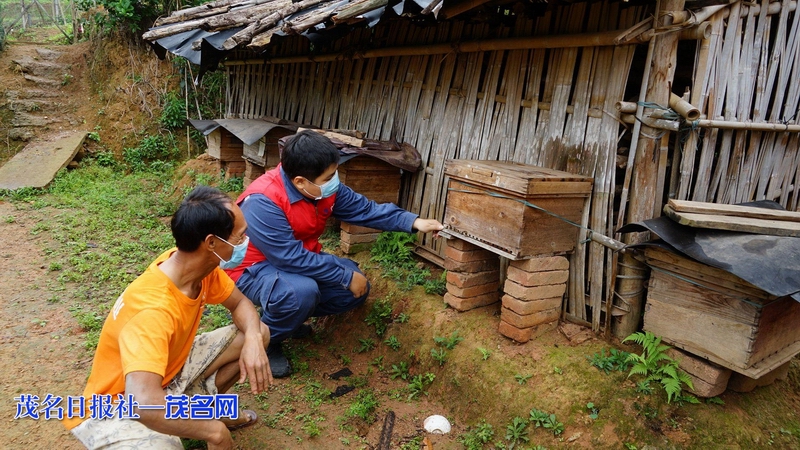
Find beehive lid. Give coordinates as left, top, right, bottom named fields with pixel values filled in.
left=445, top=160, right=592, bottom=197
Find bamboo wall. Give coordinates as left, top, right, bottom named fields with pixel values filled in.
left=226, top=1, right=647, bottom=324
left=676, top=0, right=800, bottom=209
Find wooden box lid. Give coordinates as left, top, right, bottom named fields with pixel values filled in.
left=444, top=160, right=592, bottom=197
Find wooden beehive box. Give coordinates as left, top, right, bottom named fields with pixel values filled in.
left=339, top=156, right=401, bottom=204
left=338, top=156, right=402, bottom=253
left=206, top=128, right=243, bottom=161
left=243, top=127, right=295, bottom=168
left=444, top=160, right=592, bottom=258
left=641, top=245, right=800, bottom=379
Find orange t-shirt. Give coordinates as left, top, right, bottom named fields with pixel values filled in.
left=63, top=248, right=234, bottom=430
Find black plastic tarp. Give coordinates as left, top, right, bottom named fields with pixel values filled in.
left=619, top=205, right=800, bottom=301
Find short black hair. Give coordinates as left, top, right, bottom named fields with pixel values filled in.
left=171, top=185, right=235, bottom=252
left=281, top=130, right=340, bottom=180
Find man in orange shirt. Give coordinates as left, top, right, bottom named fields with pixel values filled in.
left=65, top=186, right=272, bottom=449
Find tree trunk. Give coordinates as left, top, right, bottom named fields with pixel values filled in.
left=613, top=0, right=685, bottom=338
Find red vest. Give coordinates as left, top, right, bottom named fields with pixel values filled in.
left=226, top=165, right=336, bottom=281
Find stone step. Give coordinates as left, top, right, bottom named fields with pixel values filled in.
left=6, top=89, right=62, bottom=100
left=22, top=74, right=62, bottom=87
left=13, top=56, right=69, bottom=78
left=35, top=48, right=63, bottom=60
left=7, top=99, right=60, bottom=112
left=11, top=111, right=64, bottom=127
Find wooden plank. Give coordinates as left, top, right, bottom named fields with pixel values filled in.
left=668, top=199, right=800, bottom=222
left=0, top=131, right=87, bottom=189
left=663, top=206, right=800, bottom=237
left=751, top=296, right=800, bottom=367
left=298, top=127, right=365, bottom=147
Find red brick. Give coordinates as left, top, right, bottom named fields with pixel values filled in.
left=445, top=238, right=480, bottom=251
left=444, top=245, right=496, bottom=263
left=340, top=222, right=379, bottom=234
left=665, top=348, right=732, bottom=398
left=444, top=257, right=500, bottom=273
left=446, top=281, right=499, bottom=298
left=503, top=280, right=565, bottom=301
left=340, top=230, right=381, bottom=244
left=510, top=256, right=569, bottom=272
left=506, top=266, right=569, bottom=287
left=727, top=361, right=791, bottom=393
left=502, top=295, right=562, bottom=316
left=501, top=306, right=560, bottom=329
left=498, top=319, right=558, bottom=343
left=446, top=270, right=500, bottom=289
left=443, top=292, right=499, bottom=312
left=340, top=241, right=374, bottom=254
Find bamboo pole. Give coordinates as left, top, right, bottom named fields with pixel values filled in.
left=614, top=0, right=684, bottom=339
left=692, top=120, right=800, bottom=132
left=226, top=28, right=670, bottom=66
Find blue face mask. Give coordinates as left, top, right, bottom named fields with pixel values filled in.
left=306, top=171, right=340, bottom=200
left=214, top=235, right=249, bottom=270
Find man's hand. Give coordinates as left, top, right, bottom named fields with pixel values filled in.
left=238, top=330, right=273, bottom=393
left=413, top=218, right=444, bottom=234
left=349, top=271, right=369, bottom=298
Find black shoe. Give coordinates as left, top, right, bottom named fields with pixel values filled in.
left=267, top=341, right=292, bottom=378
left=291, top=324, right=313, bottom=340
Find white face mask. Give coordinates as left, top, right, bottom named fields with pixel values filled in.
left=213, top=235, right=249, bottom=269
left=303, top=171, right=340, bottom=200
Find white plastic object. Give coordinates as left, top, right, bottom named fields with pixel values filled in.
left=423, top=415, right=451, bottom=434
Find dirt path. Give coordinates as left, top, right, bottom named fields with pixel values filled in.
left=0, top=201, right=85, bottom=448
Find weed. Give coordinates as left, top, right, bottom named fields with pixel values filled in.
left=123, top=134, right=179, bottom=172
left=431, top=348, right=448, bottom=366
left=4, top=215, right=16, bottom=223
left=371, top=231, right=417, bottom=269
left=61, top=73, right=73, bottom=86
left=339, top=437, right=350, bottom=446
left=407, top=373, right=435, bottom=400
left=339, top=354, right=351, bottom=366
left=504, top=416, right=530, bottom=448
left=553, top=366, right=563, bottom=375
left=395, top=312, right=410, bottom=323
left=218, top=176, right=244, bottom=193
left=514, top=373, right=532, bottom=385
left=459, top=420, right=495, bottom=450
left=356, top=338, right=376, bottom=353
left=706, top=397, right=725, bottom=405
left=49, top=262, right=62, bottom=271
left=423, top=271, right=447, bottom=295
left=624, top=331, right=696, bottom=404
left=199, top=304, right=232, bottom=332
left=529, top=408, right=563, bottom=435
left=159, top=91, right=186, bottom=129
left=345, top=390, right=379, bottom=423
left=87, top=131, right=101, bottom=142
left=434, top=331, right=463, bottom=350
left=384, top=335, right=401, bottom=350
left=479, top=347, right=491, bottom=360
left=624, top=444, right=638, bottom=450
left=587, top=348, right=632, bottom=374
left=31, top=318, right=47, bottom=327
left=586, top=402, right=599, bottom=420
left=370, top=355, right=384, bottom=371
left=399, top=435, right=423, bottom=450
left=389, top=361, right=410, bottom=380
left=364, top=298, right=393, bottom=336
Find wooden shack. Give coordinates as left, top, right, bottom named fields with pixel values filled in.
left=144, top=0, right=800, bottom=337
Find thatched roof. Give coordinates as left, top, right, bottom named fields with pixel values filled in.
left=141, top=0, right=550, bottom=68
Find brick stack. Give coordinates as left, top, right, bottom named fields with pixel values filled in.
left=442, top=238, right=500, bottom=311
left=498, top=255, right=568, bottom=343
left=243, top=160, right=266, bottom=188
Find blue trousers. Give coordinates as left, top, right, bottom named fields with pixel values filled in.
left=236, top=256, right=370, bottom=342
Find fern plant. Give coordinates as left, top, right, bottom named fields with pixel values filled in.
left=623, top=331, right=696, bottom=403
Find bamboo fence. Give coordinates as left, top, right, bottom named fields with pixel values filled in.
left=225, top=1, right=647, bottom=328
left=675, top=0, right=800, bottom=209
